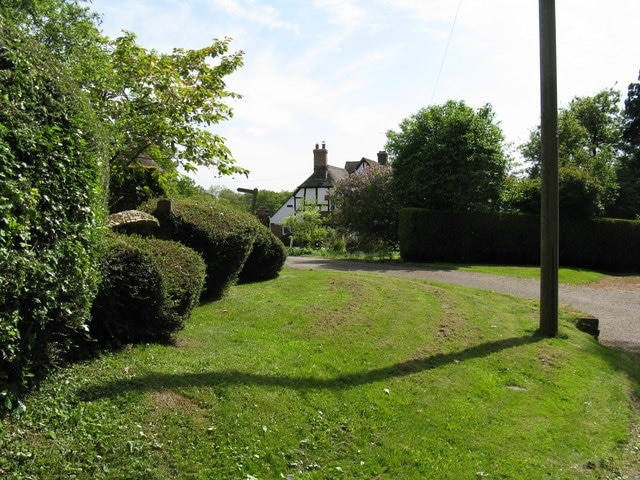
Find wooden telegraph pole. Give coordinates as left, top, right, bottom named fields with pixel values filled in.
left=538, top=0, right=559, bottom=336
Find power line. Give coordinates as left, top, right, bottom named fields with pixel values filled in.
left=430, top=0, right=463, bottom=104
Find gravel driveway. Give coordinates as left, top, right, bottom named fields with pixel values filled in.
left=285, top=256, right=640, bottom=361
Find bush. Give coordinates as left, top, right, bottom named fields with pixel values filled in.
left=0, top=20, right=103, bottom=405
left=144, top=198, right=259, bottom=300
left=399, top=208, right=640, bottom=272
left=399, top=209, right=539, bottom=265
left=89, top=234, right=205, bottom=345
left=560, top=216, right=640, bottom=271
left=282, top=202, right=330, bottom=248
left=238, top=225, right=287, bottom=283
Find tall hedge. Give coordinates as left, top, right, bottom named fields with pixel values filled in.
left=89, top=234, right=206, bottom=345
left=399, top=209, right=539, bottom=265
left=399, top=208, right=640, bottom=272
left=145, top=198, right=259, bottom=300
left=0, top=19, right=103, bottom=402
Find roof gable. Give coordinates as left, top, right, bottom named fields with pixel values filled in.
left=344, top=161, right=360, bottom=174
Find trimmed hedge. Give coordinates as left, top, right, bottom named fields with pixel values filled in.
left=238, top=225, right=287, bottom=283
left=145, top=198, right=259, bottom=300
left=90, top=233, right=206, bottom=345
left=560, top=217, right=640, bottom=272
left=0, top=19, right=103, bottom=402
left=399, top=208, right=640, bottom=272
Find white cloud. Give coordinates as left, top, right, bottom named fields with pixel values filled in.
left=388, top=0, right=458, bottom=24
left=313, top=0, right=368, bottom=30
left=333, top=46, right=400, bottom=80
left=206, top=0, right=300, bottom=33
left=92, top=0, right=640, bottom=191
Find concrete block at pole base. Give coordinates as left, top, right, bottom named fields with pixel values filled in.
left=576, top=316, right=599, bottom=339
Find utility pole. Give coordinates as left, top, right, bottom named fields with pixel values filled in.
left=538, top=0, right=559, bottom=336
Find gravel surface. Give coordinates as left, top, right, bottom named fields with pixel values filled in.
left=285, top=256, right=640, bottom=361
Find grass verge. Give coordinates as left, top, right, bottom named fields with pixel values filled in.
left=1, top=269, right=639, bottom=479
left=288, top=248, right=619, bottom=284
left=412, top=263, right=610, bottom=284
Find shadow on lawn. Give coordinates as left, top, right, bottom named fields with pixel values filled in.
left=79, top=335, right=542, bottom=401
left=287, top=256, right=465, bottom=273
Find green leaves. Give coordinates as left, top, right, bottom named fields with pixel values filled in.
left=387, top=100, right=508, bottom=212
left=519, top=88, right=623, bottom=217
left=5, top=0, right=248, bottom=215
left=331, top=165, right=398, bottom=250
left=1, top=17, right=102, bottom=402
left=95, top=33, right=246, bottom=211
left=611, top=72, right=640, bottom=218
left=0, top=0, right=248, bottom=409
left=282, top=202, right=331, bottom=249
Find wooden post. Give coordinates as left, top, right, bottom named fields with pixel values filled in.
left=156, top=198, right=173, bottom=215
left=237, top=187, right=258, bottom=214
left=539, top=0, right=559, bottom=336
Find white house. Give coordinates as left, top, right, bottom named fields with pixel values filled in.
left=270, top=142, right=388, bottom=237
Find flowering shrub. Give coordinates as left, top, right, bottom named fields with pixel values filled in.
left=331, top=165, right=398, bottom=250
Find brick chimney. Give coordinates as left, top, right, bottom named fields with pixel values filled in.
left=377, top=150, right=388, bottom=166
left=313, top=141, right=328, bottom=178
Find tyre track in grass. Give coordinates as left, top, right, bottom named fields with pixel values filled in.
left=285, top=256, right=640, bottom=361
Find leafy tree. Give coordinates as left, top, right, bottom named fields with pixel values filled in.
left=3, top=1, right=248, bottom=213
left=519, top=88, right=623, bottom=217
left=256, top=190, right=293, bottom=216
left=386, top=100, right=509, bottom=212
left=207, top=187, right=291, bottom=216
left=499, top=175, right=541, bottom=214
left=168, top=174, right=205, bottom=198
left=331, top=164, right=398, bottom=250
left=97, top=32, right=247, bottom=212
left=208, top=187, right=251, bottom=210
left=610, top=72, right=640, bottom=219
left=1, top=0, right=112, bottom=168
left=0, top=0, right=106, bottom=82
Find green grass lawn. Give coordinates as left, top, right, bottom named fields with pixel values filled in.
left=415, top=263, right=609, bottom=284
left=1, top=268, right=639, bottom=479
left=293, top=249, right=617, bottom=284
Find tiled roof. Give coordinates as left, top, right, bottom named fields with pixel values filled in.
left=344, top=161, right=360, bottom=174
left=345, top=157, right=377, bottom=174
left=359, top=158, right=377, bottom=168
left=298, top=165, right=350, bottom=188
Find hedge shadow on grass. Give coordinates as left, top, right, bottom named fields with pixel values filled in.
left=79, top=335, right=541, bottom=400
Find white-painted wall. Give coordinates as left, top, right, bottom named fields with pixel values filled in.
left=269, top=186, right=333, bottom=228
left=270, top=193, right=297, bottom=226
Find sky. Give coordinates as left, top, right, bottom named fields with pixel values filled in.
left=90, top=0, right=640, bottom=193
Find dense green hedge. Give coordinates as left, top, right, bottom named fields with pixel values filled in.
left=0, top=19, right=103, bottom=403
left=145, top=198, right=259, bottom=300
left=238, top=225, right=287, bottom=283
left=90, top=234, right=205, bottom=345
left=399, top=208, right=640, bottom=272
left=560, top=216, right=640, bottom=271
